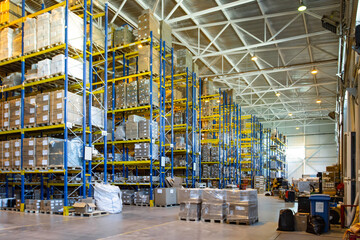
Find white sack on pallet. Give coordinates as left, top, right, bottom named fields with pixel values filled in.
left=94, top=183, right=122, bottom=214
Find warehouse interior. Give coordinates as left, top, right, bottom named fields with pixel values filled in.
left=0, top=0, right=358, bottom=239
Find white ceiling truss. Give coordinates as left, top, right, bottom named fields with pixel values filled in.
left=28, top=0, right=338, bottom=127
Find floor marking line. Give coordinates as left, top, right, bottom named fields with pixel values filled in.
left=98, top=220, right=177, bottom=239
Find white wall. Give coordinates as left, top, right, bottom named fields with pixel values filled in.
left=264, top=120, right=337, bottom=181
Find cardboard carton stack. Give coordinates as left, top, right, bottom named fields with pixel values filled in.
left=226, top=189, right=258, bottom=224
left=51, top=54, right=84, bottom=80
left=114, top=82, right=126, bottom=109
left=138, top=45, right=160, bottom=75
left=134, top=143, right=158, bottom=160
left=50, top=90, right=83, bottom=126
left=12, top=28, right=21, bottom=56
left=178, top=188, right=203, bottom=220
left=41, top=199, right=64, bottom=213
left=154, top=188, right=177, bottom=206
left=2, top=72, right=21, bottom=88
left=138, top=78, right=159, bottom=107
left=254, top=176, right=265, bottom=194
left=201, top=189, right=228, bottom=221
left=176, top=49, right=192, bottom=74
left=174, top=133, right=186, bottom=150
left=3, top=141, right=10, bottom=169
left=122, top=190, right=135, bottom=205
left=25, top=199, right=41, bottom=211
left=37, top=12, right=50, bottom=49
left=138, top=119, right=158, bottom=139
left=37, top=58, right=51, bottom=78
left=23, top=138, right=36, bottom=168
left=24, top=17, right=36, bottom=54
left=201, top=144, right=211, bottom=162
left=36, top=137, right=49, bottom=168
left=36, top=92, right=50, bottom=126
left=126, top=81, right=138, bottom=108
left=11, top=139, right=21, bottom=169
left=9, top=98, right=21, bottom=129
left=160, top=20, right=172, bottom=47
left=323, top=164, right=340, bottom=195
left=137, top=9, right=160, bottom=40
left=0, top=27, right=13, bottom=60
left=2, top=101, right=10, bottom=130
left=134, top=189, right=152, bottom=206
left=114, top=26, right=134, bottom=46
left=24, top=96, right=37, bottom=128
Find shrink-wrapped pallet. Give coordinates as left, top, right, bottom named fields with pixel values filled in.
left=50, top=90, right=83, bottom=126
left=2, top=72, right=21, bottom=88
left=160, top=20, right=172, bottom=47
left=138, top=119, right=158, bottom=139
left=51, top=54, right=85, bottom=80
left=12, top=28, right=21, bottom=56
left=138, top=78, right=159, bottom=107
left=134, top=143, right=158, bottom=159
left=137, top=9, right=160, bottom=40
left=50, top=7, right=83, bottom=50
left=37, top=12, right=50, bottom=49
left=138, top=45, right=160, bottom=75
left=113, top=26, right=134, bottom=45
left=0, top=28, right=13, bottom=60
left=24, top=18, right=36, bottom=53
left=37, top=59, right=51, bottom=78
left=176, top=49, right=192, bottom=74
left=126, top=81, right=138, bottom=108
left=115, top=82, right=126, bottom=109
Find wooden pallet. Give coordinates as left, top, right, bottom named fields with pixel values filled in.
left=179, top=217, right=200, bottom=222
left=135, top=203, right=150, bottom=207
left=4, top=207, right=19, bottom=211
left=25, top=209, right=40, bottom=214
left=71, top=211, right=108, bottom=217
left=134, top=157, right=150, bottom=161
left=225, top=218, right=258, bottom=225
left=155, top=204, right=177, bottom=208
left=40, top=210, right=63, bottom=215
left=201, top=218, right=225, bottom=224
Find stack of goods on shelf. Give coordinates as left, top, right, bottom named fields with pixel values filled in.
left=176, top=49, right=192, bottom=74
left=160, top=20, right=172, bottom=47
left=88, top=24, right=105, bottom=49
left=0, top=0, right=22, bottom=25
left=121, top=190, right=135, bottom=205
left=115, top=82, right=127, bottom=109
left=24, top=96, right=37, bottom=128
left=2, top=72, right=21, bottom=87
left=137, top=9, right=160, bottom=40
left=113, top=25, right=134, bottom=46
left=202, top=164, right=220, bottom=179
left=154, top=188, right=177, bottom=207
left=9, top=98, right=21, bottom=129
left=178, top=188, right=202, bottom=221
left=40, top=199, right=64, bottom=212
left=201, top=189, right=228, bottom=222
left=322, top=164, right=340, bottom=195
left=225, top=189, right=258, bottom=224
left=50, top=90, right=83, bottom=126
left=138, top=45, right=160, bottom=75
left=0, top=27, right=13, bottom=60
left=24, top=17, right=36, bottom=54
left=254, top=176, right=265, bottom=193
left=134, top=189, right=152, bottom=206
left=201, top=79, right=214, bottom=96
left=23, top=138, right=36, bottom=168
left=126, top=81, right=138, bottom=108
left=125, top=115, right=143, bottom=140
left=11, top=139, right=21, bottom=169
left=201, top=144, right=211, bottom=162
left=134, top=142, right=159, bottom=160
left=25, top=199, right=41, bottom=211
left=174, top=155, right=186, bottom=167
left=37, top=12, right=51, bottom=50
left=138, top=78, right=159, bottom=107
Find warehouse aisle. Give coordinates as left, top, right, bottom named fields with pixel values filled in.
left=0, top=195, right=344, bottom=240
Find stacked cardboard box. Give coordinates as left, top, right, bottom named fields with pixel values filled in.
left=25, top=199, right=41, bottom=210
left=126, top=81, right=138, bottom=108
left=174, top=155, right=186, bottom=167
left=37, top=12, right=50, bottom=49
left=225, top=189, right=258, bottom=223
left=254, top=176, right=265, bottom=193
left=0, top=28, right=13, bottom=60
left=122, top=190, right=135, bottom=205
left=12, top=28, right=21, bottom=56
left=40, top=199, right=63, bottom=212
left=51, top=54, right=84, bottom=79
left=154, top=188, right=177, bottom=206
left=37, top=58, right=51, bottom=78
left=23, top=138, right=36, bottom=168
left=115, top=82, right=126, bottom=109
left=138, top=78, right=159, bottom=107
left=11, top=139, right=21, bottom=169
left=88, top=24, right=105, bottom=49
left=24, top=96, right=36, bottom=128
left=138, top=119, right=158, bottom=139
left=137, top=9, right=160, bottom=40
left=134, top=189, right=152, bottom=205
left=176, top=49, right=192, bottom=74
left=50, top=90, right=83, bottom=126
left=201, top=189, right=228, bottom=221
left=9, top=98, right=20, bottom=129
left=50, top=7, right=84, bottom=51
left=36, top=137, right=49, bottom=168
left=174, top=133, right=186, bottom=150
left=36, top=92, right=50, bottom=126
left=178, top=188, right=202, bottom=220
left=138, top=45, right=160, bottom=75
left=134, top=143, right=158, bottom=159
left=2, top=141, right=10, bottom=168
left=160, top=20, right=172, bottom=47
left=202, top=100, right=214, bottom=116
left=113, top=26, right=134, bottom=46
left=201, top=144, right=211, bottom=161
left=24, top=17, right=36, bottom=54
left=0, top=0, right=22, bottom=25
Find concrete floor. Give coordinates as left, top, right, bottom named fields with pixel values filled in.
left=0, top=195, right=345, bottom=240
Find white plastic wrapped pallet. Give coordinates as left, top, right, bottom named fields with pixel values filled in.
left=37, top=12, right=51, bottom=49
left=50, top=54, right=84, bottom=80
left=0, top=28, right=14, bottom=60
left=24, top=18, right=36, bottom=53
left=50, top=7, right=83, bottom=51
left=94, top=183, right=122, bottom=214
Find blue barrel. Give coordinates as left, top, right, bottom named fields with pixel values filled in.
left=309, top=194, right=331, bottom=232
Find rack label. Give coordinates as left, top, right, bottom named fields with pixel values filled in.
left=5, top=152, right=9, bottom=157
left=43, top=140, right=48, bottom=145
left=84, top=146, right=92, bottom=161
left=42, top=160, right=47, bottom=165
left=15, top=141, right=20, bottom=147
left=30, top=117, right=35, bottom=123
left=157, top=189, right=162, bottom=193
left=30, top=108, right=35, bottom=114
left=29, top=140, right=34, bottom=146
left=29, top=160, right=34, bottom=166
left=43, top=150, right=48, bottom=155
left=43, top=95, right=49, bottom=101
left=29, top=150, right=34, bottom=155
left=43, top=115, right=48, bottom=121
left=15, top=151, right=20, bottom=157
left=30, top=98, right=35, bottom=104
left=43, top=105, right=49, bottom=111
left=57, top=113, right=62, bottom=119
left=15, top=160, right=20, bottom=166
left=315, top=202, right=324, bottom=213
left=4, top=143, right=9, bottom=148
left=57, top=103, right=62, bottom=109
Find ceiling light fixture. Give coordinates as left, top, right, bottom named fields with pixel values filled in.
left=275, top=92, right=280, bottom=97
left=288, top=113, right=293, bottom=117
left=296, top=127, right=300, bottom=130
left=311, top=68, right=318, bottom=75
left=251, top=56, right=257, bottom=61
left=298, top=1, right=307, bottom=12
left=316, top=99, right=322, bottom=104
left=138, top=44, right=143, bottom=49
